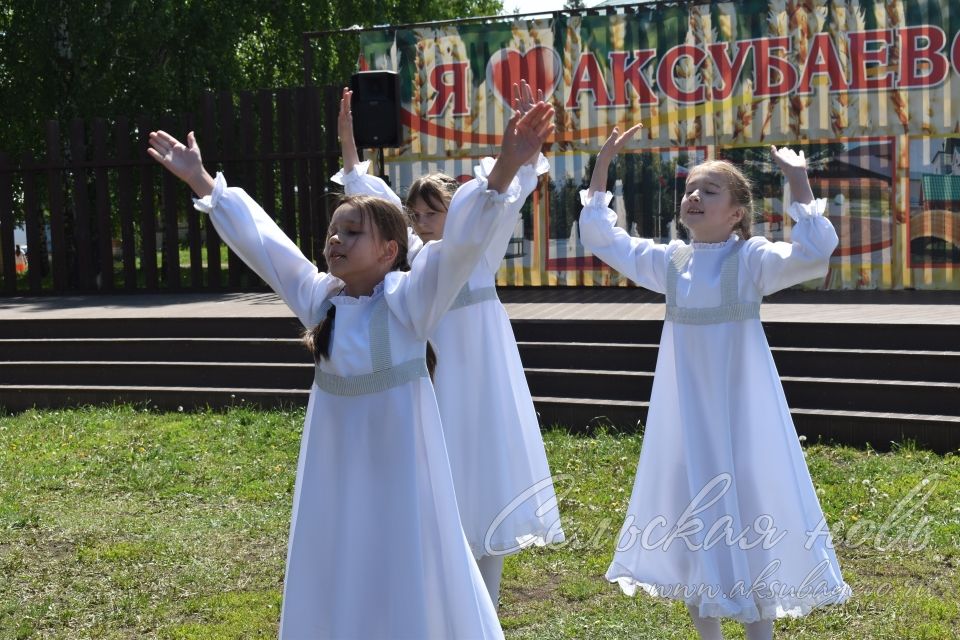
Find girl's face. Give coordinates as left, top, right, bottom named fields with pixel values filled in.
left=679, top=168, right=744, bottom=243
left=324, top=204, right=397, bottom=285
left=407, top=196, right=447, bottom=242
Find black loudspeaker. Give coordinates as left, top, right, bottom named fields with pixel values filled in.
left=349, top=71, right=402, bottom=148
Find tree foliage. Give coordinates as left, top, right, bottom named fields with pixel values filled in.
left=0, top=0, right=502, bottom=157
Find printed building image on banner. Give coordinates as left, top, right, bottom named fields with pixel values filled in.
left=721, top=140, right=895, bottom=289
left=908, top=137, right=960, bottom=286
left=542, top=148, right=705, bottom=286
left=357, top=0, right=960, bottom=290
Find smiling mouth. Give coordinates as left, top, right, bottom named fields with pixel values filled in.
left=686, top=209, right=704, bottom=215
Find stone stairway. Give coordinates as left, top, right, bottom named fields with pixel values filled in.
left=1, top=313, right=958, bottom=452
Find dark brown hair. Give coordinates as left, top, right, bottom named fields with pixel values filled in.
left=405, top=173, right=459, bottom=213
left=303, top=195, right=436, bottom=378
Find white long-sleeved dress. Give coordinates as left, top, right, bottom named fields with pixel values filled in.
left=579, top=190, right=851, bottom=623
left=194, top=170, right=520, bottom=639
left=332, top=160, right=564, bottom=558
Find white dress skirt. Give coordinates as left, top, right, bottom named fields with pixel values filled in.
left=333, top=160, right=564, bottom=559
left=579, top=189, right=852, bottom=623
left=194, top=169, right=520, bottom=639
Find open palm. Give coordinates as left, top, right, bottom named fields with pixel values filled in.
left=148, top=131, right=206, bottom=186
left=500, top=101, right=554, bottom=168
left=597, top=124, right=642, bottom=166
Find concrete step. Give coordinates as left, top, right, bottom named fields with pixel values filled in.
left=0, top=317, right=303, bottom=340
left=517, top=342, right=960, bottom=383
left=0, top=385, right=307, bottom=412
left=512, top=319, right=960, bottom=351
left=525, top=368, right=960, bottom=416
left=0, top=338, right=312, bottom=363
left=1, top=361, right=315, bottom=390
left=3, top=384, right=955, bottom=452
left=5, top=339, right=958, bottom=385
left=531, top=396, right=960, bottom=453
left=7, top=316, right=960, bottom=352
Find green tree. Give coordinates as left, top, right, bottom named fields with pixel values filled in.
left=0, top=0, right=502, bottom=158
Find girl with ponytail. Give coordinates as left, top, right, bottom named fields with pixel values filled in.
left=146, top=93, right=553, bottom=639
left=333, top=81, right=565, bottom=610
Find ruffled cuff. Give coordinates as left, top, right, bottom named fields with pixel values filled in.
left=192, top=172, right=227, bottom=214
left=330, top=160, right=372, bottom=186
left=528, top=153, right=550, bottom=177
left=579, top=189, right=614, bottom=209
left=474, top=157, right=496, bottom=180
left=475, top=154, right=550, bottom=182
left=473, top=158, right=523, bottom=204
left=787, top=197, right=827, bottom=222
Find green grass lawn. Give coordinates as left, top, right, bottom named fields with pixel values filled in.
left=1, top=407, right=957, bottom=639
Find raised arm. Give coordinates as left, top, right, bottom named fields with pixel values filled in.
left=338, top=87, right=361, bottom=176
left=578, top=125, right=671, bottom=293
left=481, top=81, right=550, bottom=271
left=329, top=88, right=403, bottom=208
left=773, top=144, right=814, bottom=205
left=742, top=147, right=838, bottom=294
left=148, top=131, right=340, bottom=327
left=586, top=124, right=641, bottom=199
left=148, top=130, right=215, bottom=198
left=388, top=101, right=555, bottom=338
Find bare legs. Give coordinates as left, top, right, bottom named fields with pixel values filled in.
left=687, top=606, right=775, bottom=640
left=476, top=555, right=505, bottom=609
left=687, top=605, right=723, bottom=640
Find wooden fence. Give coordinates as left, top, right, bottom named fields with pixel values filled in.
left=0, top=85, right=344, bottom=295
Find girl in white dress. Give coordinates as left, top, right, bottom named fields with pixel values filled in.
left=146, top=98, right=554, bottom=639
left=332, top=82, right=564, bottom=608
left=579, top=125, right=851, bottom=640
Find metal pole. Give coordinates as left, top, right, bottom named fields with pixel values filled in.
left=657, top=183, right=662, bottom=239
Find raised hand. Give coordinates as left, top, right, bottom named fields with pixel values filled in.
left=500, top=101, right=554, bottom=169
left=597, top=124, right=642, bottom=167
left=588, top=124, right=642, bottom=197
left=770, top=145, right=807, bottom=172
left=770, top=145, right=814, bottom=205
left=338, top=87, right=361, bottom=173
left=512, top=80, right=543, bottom=116
left=511, top=80, right=546, bottom=166
left=147, top=131, right=214, bottom=197
left=487, top=98, right=555, bottom=194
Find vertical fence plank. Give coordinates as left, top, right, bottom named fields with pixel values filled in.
left=115, top=118, right=138, bottom=289
left=278, top=89, right=298, bottom=243
left=46, top=121, right=68, bottom=290
left=295, top=87, right=314, bottom=262
left=307, top=86, right=326, bottom=263
left=258, top=90, right=277, bottom=233
left=137, top=116, right=159, bottom=290
left=201, top=92, right=221, bottom=289
left=182, top=112, right=203, bottom=288
left=219, top=90, right=244, bottom=287
left=69, top=118, right=94, bottom=289
left=92, top=119, right=114, bottom=290
left=159, top=115, right=181, bottom=289
left=320, top=85, right=343, bottom=272
left=240, top=91, right=258, bottom=197
left=0, top=153, right=15, bottom=293
left=239, top=91, right=266, bottom=291
left=22, top=153, right=44, bottom=293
